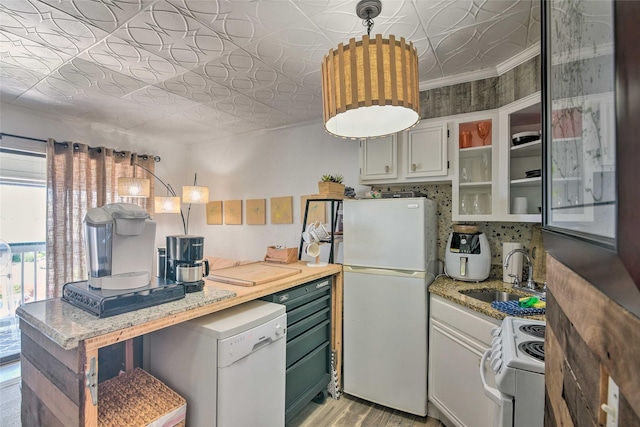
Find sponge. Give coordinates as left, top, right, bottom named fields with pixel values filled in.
left=518, top=296, right=538, bottom=308
left=518, top=296, right=546, bottom=309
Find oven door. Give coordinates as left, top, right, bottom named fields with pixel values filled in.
left=480, top=349, right=514, bottom=427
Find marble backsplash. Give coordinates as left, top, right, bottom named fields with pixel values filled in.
left=371, top=184, right=538, bottom=279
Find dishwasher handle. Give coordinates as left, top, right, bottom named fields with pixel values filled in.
left=252, top=337, right=273, bottom=352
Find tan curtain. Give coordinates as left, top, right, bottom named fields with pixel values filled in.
left=45, top=139, right=156, bottom=298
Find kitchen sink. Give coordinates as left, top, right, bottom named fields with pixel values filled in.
left=460, top=289, right=522, bottom=303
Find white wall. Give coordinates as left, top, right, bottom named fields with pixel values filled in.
left=187, top=120, right=368, bottom=261
left=0, top=102, right=189, bottom=248
left=1, top=103, right=368, bottom=261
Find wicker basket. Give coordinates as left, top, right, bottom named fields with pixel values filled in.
left=98, top=368, right=186, bottom=427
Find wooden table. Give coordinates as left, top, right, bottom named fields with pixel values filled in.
left=16, top=262, right=343, bottom=427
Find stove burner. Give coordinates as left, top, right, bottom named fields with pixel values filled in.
left=519, top=324, right=546, bottom=339
left=519, top=341, right=545, bottom=362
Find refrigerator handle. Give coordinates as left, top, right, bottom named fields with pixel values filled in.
left=343, top=265, right=427, bottom=279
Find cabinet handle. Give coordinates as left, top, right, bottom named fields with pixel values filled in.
left=412, top=163, right=417, bottom=172
left=385, top=165, right=390, bottom=173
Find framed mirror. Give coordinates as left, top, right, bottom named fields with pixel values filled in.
left=542, top=0, right=616, bottom=249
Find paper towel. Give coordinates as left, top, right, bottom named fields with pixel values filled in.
left=503, top=242, right=523, bottom=283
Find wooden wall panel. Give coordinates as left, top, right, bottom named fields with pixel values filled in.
left=21, top=381, right=66, bottom=427
left=20, top=320, right=79, bottom=371
left=21, top=356, right=79, bottom=427
left=546, top=291, right=601, bottom=424
left=545, top=255, right=640, bottom=425
left=21, top=332, right=82, bottom=405
left=545, top=326, right=575, bottom=427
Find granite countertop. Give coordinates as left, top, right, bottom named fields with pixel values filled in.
left=429, top=275, right=546, bottom=322
left=16, top=286, right=236, bottom=349
left=16, top=262, right=343, bottom=350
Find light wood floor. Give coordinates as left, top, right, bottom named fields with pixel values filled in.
left=287, top=393, right=445, bottom=427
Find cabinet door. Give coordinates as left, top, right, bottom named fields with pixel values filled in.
left=403, top=123, right=448, bottom=178
left=500, top=93, right=543, bottom=222
left=359, top=135, right=397, bottom=181
left=429, top=319, right=499, bottom=427
left=452, top=113, right=498, bottom=222
left=429, top=295, right=500, bottom=427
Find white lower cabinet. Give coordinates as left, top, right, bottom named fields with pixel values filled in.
left=428, top=294, right=500, bottom=427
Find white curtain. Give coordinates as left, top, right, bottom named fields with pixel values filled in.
left=45, top=139, right=156, bottom=298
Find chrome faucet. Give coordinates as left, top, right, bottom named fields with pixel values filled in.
left=504, top=248, right=536, bottom=291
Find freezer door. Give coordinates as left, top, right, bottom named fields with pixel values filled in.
left=343, top=269, right=428, bottom=416
left=343, top=198, right=434, bottom=271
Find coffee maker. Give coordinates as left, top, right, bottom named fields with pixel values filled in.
left=445, top=227, right=491, bottom=282
left=84, top=203, right=156, bottom=290
left=166, top=235, right=209, bottom=293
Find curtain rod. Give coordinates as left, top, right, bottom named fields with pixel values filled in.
left=0, top=132, right=161, bottom=162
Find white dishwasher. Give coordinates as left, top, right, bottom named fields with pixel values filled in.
left=146, top=300, right=287, bottom=427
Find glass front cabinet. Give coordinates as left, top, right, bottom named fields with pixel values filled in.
left=452, top=112, right=498, bottom=221
left=452, top=93, right=543, bottom=222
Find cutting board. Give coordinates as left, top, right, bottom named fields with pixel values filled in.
left=207, top=262, right=302, bottom=287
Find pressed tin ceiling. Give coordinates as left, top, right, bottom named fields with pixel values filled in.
left=0, top=0, right=540, bottom=145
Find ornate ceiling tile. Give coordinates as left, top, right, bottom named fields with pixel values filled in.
left=0, top=29, right=69, bottom=75
left=81, top=35, right=189, bottom=85
left=0, top=0, right=108, bottom=57
left=0, top=0, right=542, bottom=144
left=0, top=63, right=45, bottom=102
left=37, top=0, right=153, bottom=33
left=124, top=84, right=201, bottom=114
left=113, top=0, right=227, bottom=70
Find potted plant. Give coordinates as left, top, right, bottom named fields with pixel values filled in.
left=318, top=174, right=345, bottom=197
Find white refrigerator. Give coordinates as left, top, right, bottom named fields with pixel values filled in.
left=342, top=197, right=438, bottom=416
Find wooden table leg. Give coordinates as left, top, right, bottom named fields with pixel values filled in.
left=125, top=339, right=134, bottom=372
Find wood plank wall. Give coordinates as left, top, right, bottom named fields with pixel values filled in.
left=545, top=255, right=640, bottom=426
left=20, top=321, right=82, bottom=427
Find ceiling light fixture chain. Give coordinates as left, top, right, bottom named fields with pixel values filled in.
left=357, top=0, right=381, bottom=36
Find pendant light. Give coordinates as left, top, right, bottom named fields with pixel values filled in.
left=321, top=0, right=420, bottom=139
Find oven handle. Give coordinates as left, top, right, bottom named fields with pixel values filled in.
left=480, top=349, right=514, bottom=427
left=480, top=348, right=504, bottom=405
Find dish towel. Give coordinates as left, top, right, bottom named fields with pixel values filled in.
left=491, top=300, right=546, bottom=316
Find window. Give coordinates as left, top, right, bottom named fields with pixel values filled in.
left=0, top=144, right=46, bottom=364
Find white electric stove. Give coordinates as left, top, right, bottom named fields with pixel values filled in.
left=480, top=316, right=545, bottom=427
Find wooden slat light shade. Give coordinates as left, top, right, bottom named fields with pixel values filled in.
left=322, top=34, right=420, bottom=139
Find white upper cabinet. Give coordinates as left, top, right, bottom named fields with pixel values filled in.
left=498, top=93, right=542, bottom=222
left=451, top=93, right=543, bottom=222
left=359, top=119, right=451, bottom=185
left=359, top=134, right=397, bottom=181
left=402, top=122, right=449, bottom=179
left=452, top=111, right=499, bottom=222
